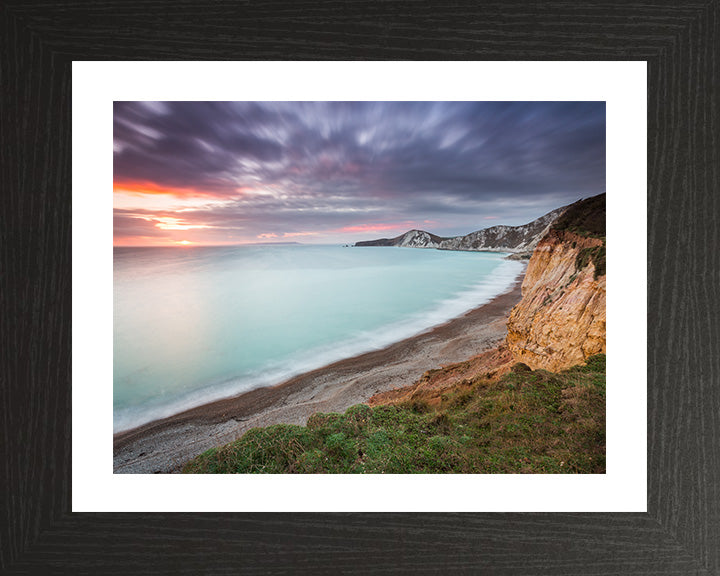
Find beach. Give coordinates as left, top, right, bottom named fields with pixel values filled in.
left=113, top=269, right=525, bottom=474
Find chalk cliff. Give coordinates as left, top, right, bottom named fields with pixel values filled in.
left=354, top=206, right=567, bottom=254
left=354, top=229, right=448, bottom=248
left=437, top=206, right=566, bottom=254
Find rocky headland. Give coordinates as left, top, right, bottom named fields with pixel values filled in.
left=354, top=205, right=568, bottom=255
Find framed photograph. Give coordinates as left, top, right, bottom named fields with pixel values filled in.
left=76, top=62, right=640, bottom=514
left=3, top=2, right=718, bottom=574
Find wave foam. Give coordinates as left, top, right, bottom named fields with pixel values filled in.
left=114, top=259, right=523, bottom=433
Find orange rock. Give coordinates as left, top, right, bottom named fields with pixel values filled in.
left=506, top=229, right=606, bottom=371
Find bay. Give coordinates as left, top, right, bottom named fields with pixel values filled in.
left=113, top=244, right=522, bottom=432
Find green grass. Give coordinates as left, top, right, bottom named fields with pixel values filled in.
left=182, top=354, right=606, bottom=474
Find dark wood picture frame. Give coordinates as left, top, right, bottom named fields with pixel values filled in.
left=2, top=2, right=718, bottom=574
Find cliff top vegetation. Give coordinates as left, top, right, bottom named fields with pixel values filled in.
left=552, top=193, right=606, bottom=238
left=183, top=355, right=605, bottom=474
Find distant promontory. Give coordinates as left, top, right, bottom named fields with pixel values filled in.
left=354, top=204, right=568, bottom=257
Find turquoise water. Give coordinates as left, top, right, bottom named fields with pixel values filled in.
left=113, top=245, right=522, bottom=432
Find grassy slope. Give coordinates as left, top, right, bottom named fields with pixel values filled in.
left=183, top=354, right=605, bottom=474
left=551, top=192, right=606, bottom=238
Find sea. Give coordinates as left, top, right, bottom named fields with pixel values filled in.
left=113, top=244, right=523, bottom=432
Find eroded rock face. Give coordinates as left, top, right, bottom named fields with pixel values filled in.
left=354, top=206, right=567, bottom=253
left=506, top=229, right=606, bottom=371
left=437, top=206, right=566, bottom=253
left=354, top=229, right=447, bottom=248
left=395, top=230, right=444, bottom=248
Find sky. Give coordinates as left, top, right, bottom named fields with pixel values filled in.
left=113, top=101, right=605, bottom=246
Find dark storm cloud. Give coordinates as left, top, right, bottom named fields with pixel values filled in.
left=114, top=101, right=605, bottom=236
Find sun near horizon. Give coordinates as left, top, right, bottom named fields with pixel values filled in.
left=113, top=102, right=606, bottom=247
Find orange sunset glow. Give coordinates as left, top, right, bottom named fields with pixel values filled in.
left=113, top=179, right=222, bottom=198
left=114, top=102, right=606, bottom=247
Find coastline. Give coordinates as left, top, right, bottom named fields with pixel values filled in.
left=114, top=267, right=526, bottom=474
